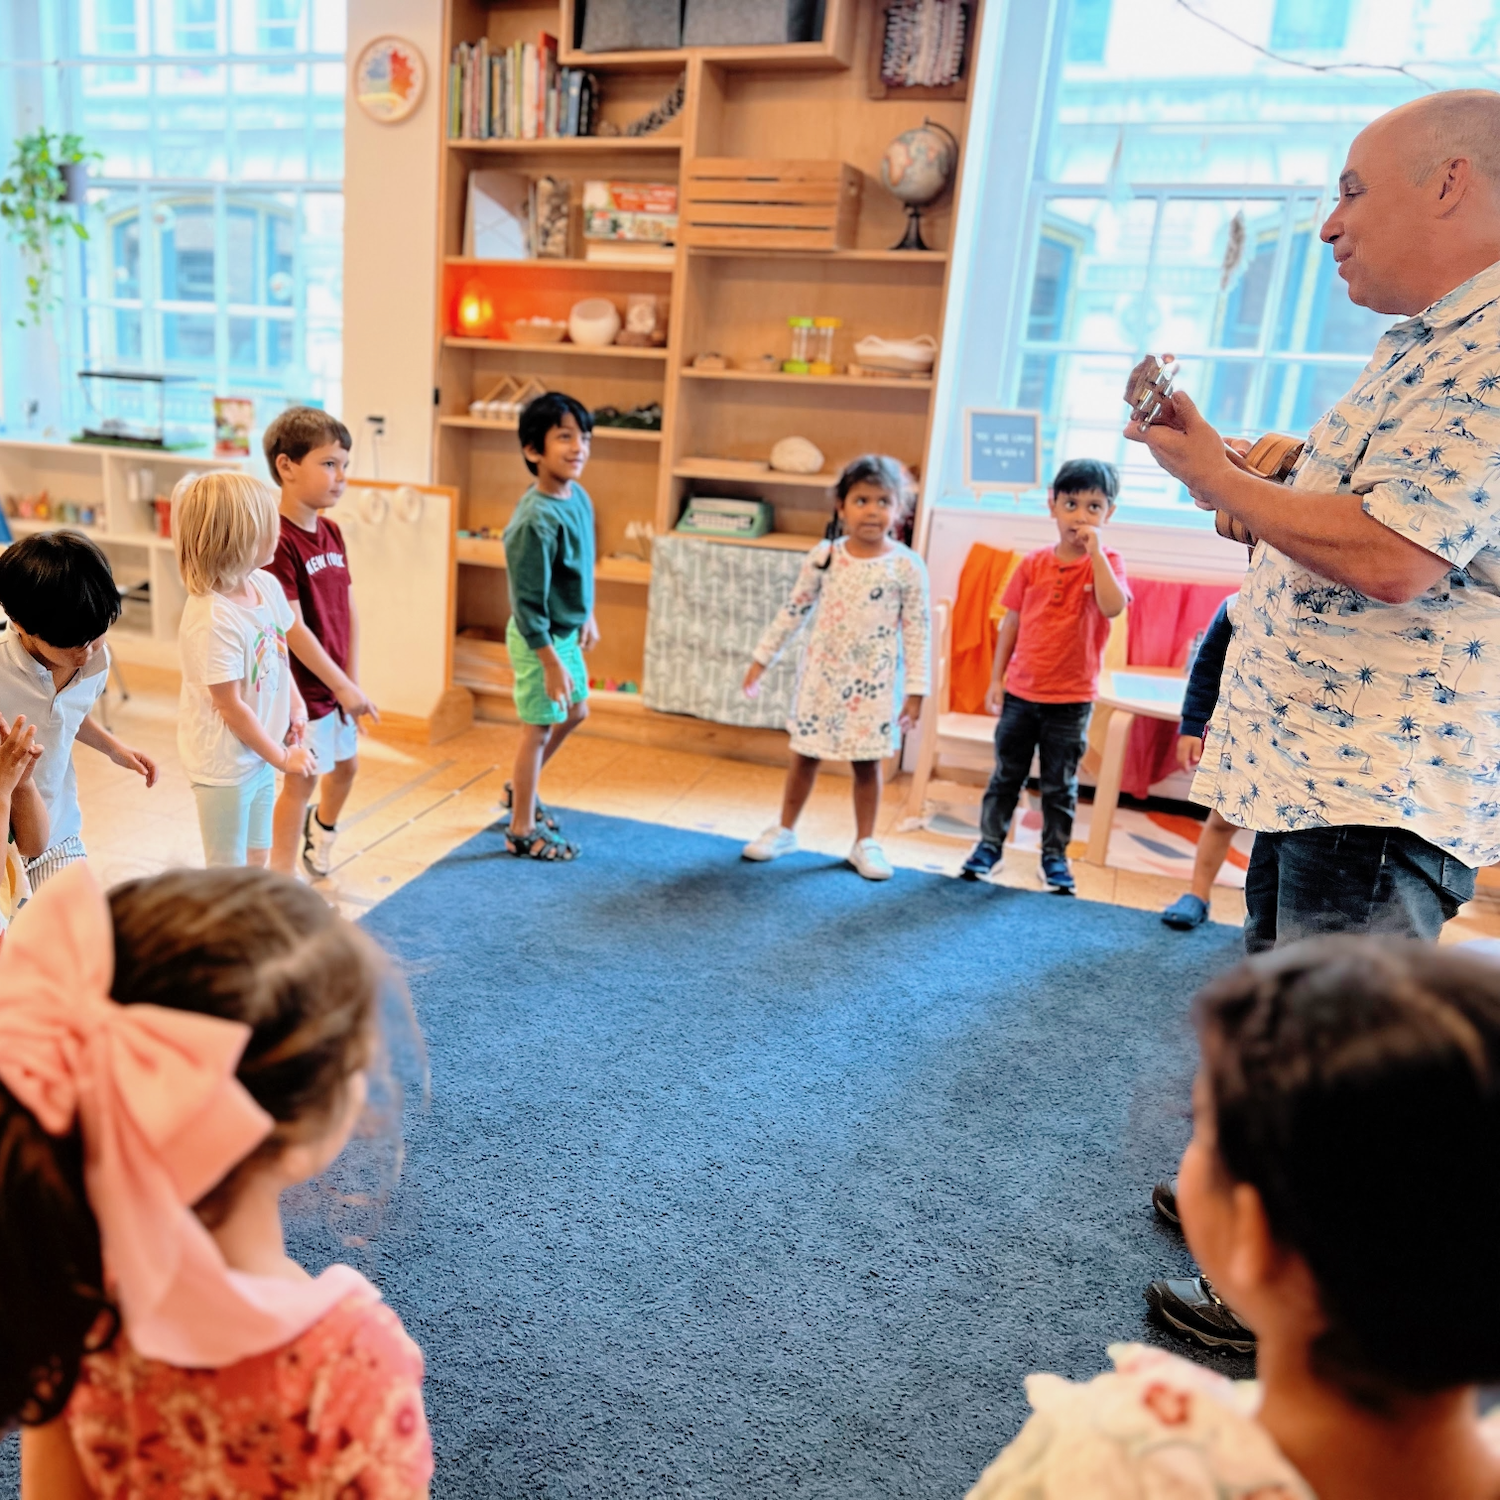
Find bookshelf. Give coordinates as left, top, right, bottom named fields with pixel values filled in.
left=433, top=0, right=982, bottom=711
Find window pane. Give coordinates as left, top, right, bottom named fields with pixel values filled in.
left=112, top=214, right=141, bottom=298
left=228, top=315, right=259, bottom=367
left=1066, top=0, right=1110, bottom=64
left=175, top=0, right=219, bottom=53
left=1270, top=0, right=1350, bottom=51
left=164, top=311, right=215, bottom=360
left=114, top=309, right=143, bottom=358
left=227, top=207, right=258, bottom=303
left=161, top=206, right=215, bottom=301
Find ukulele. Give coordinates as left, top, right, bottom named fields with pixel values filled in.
left=1123, top=354, right=1304, bottom=548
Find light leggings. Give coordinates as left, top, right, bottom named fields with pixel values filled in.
left=192, top=761, right=276, bottom=866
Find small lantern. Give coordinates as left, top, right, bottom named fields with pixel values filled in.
left=455, top=282, right=496, bottom=338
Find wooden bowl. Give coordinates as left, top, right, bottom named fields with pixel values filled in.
left=505, top=318, right=568, bottom=344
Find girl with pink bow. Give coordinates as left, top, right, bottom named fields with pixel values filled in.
left=0, top=862, right=432, bottom=1497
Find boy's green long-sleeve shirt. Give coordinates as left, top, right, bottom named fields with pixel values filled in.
left=502, top=482, right=596, bottom=649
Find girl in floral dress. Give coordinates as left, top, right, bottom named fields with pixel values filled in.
left=969, top=936, right=1500, bottom=1500
left=742, top=456, right=931, bottom=881
left=0, top=863, right=432, bottom=1499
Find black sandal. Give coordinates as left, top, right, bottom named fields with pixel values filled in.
left=503, top=780, right=560, bottom=832
left=504, top=827, right=579, bottom=861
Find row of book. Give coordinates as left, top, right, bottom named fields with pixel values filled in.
left=448, top=35, right=602, bottom=141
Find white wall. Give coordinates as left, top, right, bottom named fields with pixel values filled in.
left=343, top=0, right=445, bottom=484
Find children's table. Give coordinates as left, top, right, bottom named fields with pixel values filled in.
left=1083, top=667, right=1189, bottom=867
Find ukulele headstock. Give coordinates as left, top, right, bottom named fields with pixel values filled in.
left=1124, top=354, right=1178, bottom=428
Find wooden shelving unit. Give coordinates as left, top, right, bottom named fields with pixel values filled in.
left=433, top=0, right=982, bottom=701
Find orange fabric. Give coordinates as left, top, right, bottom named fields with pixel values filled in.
left=950, top=544, right=1019, bottom=713
left=1001, top=546, right=1129, bottom=704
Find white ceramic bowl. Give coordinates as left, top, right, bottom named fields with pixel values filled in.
left=569, top=298, right=622, bottom=348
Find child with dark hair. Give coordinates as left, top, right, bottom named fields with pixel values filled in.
left=969, top=935, right=1500, bottom=1497
left=0, top=532, right=158, bottom=887
left=261, top=405, right=380, bottom=880
left=960, top=458, right=1128, bottom=894
left=501, top=391, right=597, bottom=860
left=1, top=861, right=432, bottom=1494
left=742, top=455, right=931, bottom=881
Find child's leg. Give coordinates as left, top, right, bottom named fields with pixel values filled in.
left=851, top=758, right=882, bottom=841
left=509, top=723, right=552, bottom=838
left=978, top=695, right=1041, bottom=847
left=540, top=700, right=588, bottom=770
left=318, top=755, right=359, bottom=827
left=270, top=768, right=317, bottom=874
left=193, top=776, right=256, bottom=867
left=1190, top=809, right=1239, bottom=900
left=778, top=752, right=821, bottom=829
left=245, top=762, right=277, bottom=869
left=1035, top=702, right=1093, bottom=860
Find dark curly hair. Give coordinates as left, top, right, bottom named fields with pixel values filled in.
left=0, top=867, right=398, bottom=1431
left=1195, top=935, right=1500, bottom=1404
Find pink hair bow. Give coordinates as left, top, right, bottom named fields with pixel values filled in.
left=0, top=862, right=374, bottom=1369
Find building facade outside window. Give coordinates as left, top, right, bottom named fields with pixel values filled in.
left=0, top=0, right=344, bottom=443
left=1007, top=0, right=1500, bottom=526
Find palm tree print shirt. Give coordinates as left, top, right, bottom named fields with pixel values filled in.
left=1194, top=258, right=1500, bottom=865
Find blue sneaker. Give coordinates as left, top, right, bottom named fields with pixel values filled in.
left=1041, top=853, right=1076, bottom=894
left=960, top=841, right=1003, bottom=880
left=1161, top=893, right=1210, bottom=929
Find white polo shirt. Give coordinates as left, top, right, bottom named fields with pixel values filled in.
left=0, top=624, right=109, bottom=849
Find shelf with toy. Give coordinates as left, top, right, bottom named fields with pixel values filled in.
left=445, top=336, right=669, bottom=359
left=679, top=366, right=933, bottom=391
left=439, top=414, right=662, bottom=440
left=449, top=136, right=682, bottom=152
left=455, top=533, right=652, bottom=585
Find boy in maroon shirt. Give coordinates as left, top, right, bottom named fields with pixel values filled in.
left=264, top=408, right=379, bottom=878
left=960, top=459, right=1129, bottom=893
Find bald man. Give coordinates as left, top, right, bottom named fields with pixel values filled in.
left=1133, top=91, right=1500, bottom=1352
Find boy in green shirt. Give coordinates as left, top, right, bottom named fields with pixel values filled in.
left=502, top=392, right=598, bottom=860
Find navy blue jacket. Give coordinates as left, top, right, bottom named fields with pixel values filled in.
left=1180, top=599, right=1233, bottom=739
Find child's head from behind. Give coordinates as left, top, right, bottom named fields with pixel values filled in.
left=1047, top=458, right=1119, bottom=550
left=0, top=531, right=121, bottom=670
left=830, top=455, right=915, bottom=548
left=263, top=406, right=352, bottom=508
left=518, top=392, right=593, bottom=484
left=0, top=867, right=389, bottom=1426
left=174, top=471, right=280, bottom=596
left=1179, top=936, right=1500, bottom=1406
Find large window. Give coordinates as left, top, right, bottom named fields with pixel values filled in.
left=1006, top=0, right=1500, bottom=525
left=2, top=0, right=345, bottom=441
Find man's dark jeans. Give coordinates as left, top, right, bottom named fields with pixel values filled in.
left=979, top=693, right=1093, bottom=859
left=1243, top=824, right=1477, bottom=953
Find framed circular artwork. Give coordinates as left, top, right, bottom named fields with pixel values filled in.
left=353, top=35, right=426, bottom=124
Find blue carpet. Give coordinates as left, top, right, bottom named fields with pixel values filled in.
left=0, top=811, right=1245, bottom=1497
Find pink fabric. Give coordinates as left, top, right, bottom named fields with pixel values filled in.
left=1122, top=580, right=1236, bottom=799
left=67, top=1290, right=433, bottom=1498
left=0, top=862, right=373, bottom=1368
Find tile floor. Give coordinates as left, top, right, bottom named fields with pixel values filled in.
left=75, top=676, right=1500, bottom=942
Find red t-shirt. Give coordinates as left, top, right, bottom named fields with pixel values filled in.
left=268, top=514, right=351, bottom=720
left=1000, top=545, right=1129, bottom=703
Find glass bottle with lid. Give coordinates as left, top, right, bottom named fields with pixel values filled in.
left=809, top=316, right=842, bottom=376
left=784, top=316, right=814, bottom=374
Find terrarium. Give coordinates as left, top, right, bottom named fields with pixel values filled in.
left=74, top=369, right=198, bottom=449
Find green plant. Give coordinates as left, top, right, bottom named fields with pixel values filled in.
left=0, top=129, right=97, bottom=327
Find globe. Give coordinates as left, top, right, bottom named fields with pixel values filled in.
left=879, top=119, right=959, bottom=251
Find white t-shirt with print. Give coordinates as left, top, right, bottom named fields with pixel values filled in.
left=177, top=569, right=295, bottom=786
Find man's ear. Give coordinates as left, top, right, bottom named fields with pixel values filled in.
left=1436, top=155, right=1474, bottom=208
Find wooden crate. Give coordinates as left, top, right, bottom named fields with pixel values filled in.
left=679, top=159, right=862, bottom=251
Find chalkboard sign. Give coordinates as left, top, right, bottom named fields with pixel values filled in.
left=964, top=408, right=1042, bottom=494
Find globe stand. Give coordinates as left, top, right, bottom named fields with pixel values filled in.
left=891, top=203, right=934, bottom=252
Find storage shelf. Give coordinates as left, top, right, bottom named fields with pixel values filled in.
left=679, top=367, right=933, bottom=391
left=456, top=534, right=652, bottom=584
left=448, top=135, right=682, bottom=151
left=686, top=247, right=948, bottom=263
left=673, top=530, right=819, bottom=551
left=444, top=337, right=669, bottom=360
left=439, top=415, right=662, bottom=441
left=444, top=256, right=675, bottom=272
left=555, top=41, right=849, bottom=72
left=0, top=436, right=232, bottom=465
left=4, top=516, right=171, bottom=549
left=674, top=459, right=838, bottom=488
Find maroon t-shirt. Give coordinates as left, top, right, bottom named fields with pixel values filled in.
left=268, top=514, right=351, bottom=721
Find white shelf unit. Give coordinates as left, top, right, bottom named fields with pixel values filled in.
left=0, top=439, right=241, bottom=662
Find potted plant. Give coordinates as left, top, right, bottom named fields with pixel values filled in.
left=0, top=129, right=97, bottom=326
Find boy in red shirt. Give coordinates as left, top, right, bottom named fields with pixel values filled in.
left=961, top=459, right=1128, bottom=892
left=264, top=408, right=379, bottom=878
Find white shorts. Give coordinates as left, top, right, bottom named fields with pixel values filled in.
left=305, top=709, right=359, bottom=773
left=193, top=762, right=276, bottom=865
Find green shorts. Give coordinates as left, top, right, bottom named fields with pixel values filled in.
left=507, top=618, right=590, bottom=726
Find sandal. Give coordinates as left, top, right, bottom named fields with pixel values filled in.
left=503, top=780, right=560, bottom=832
left=504, top=827, right=579, bottom=861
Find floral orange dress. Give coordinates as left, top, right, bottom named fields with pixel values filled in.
left=65, top=1289, right=433, bottom=1498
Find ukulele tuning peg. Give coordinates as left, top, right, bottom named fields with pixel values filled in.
left=1124, top=353, right=1178, bottom=426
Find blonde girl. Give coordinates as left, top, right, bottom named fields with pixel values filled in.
left=174, top=472, right=314, bottom=867
left=2, top=861, right=432, bottom=1497
left=742, top=455, right=931, bottom=881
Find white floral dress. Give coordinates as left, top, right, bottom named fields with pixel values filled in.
left=753, top=538, right=931, bottom=760
left=967, top=1342, right=1500, bottom=1499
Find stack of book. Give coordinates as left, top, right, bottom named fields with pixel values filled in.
left=448, top=34, right=601, bottom=140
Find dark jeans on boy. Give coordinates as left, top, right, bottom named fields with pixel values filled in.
left=1243, top=824, right=1476, bottom=954
left=980, top=693, right=1093, bottom=858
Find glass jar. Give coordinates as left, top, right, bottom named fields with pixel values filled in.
left=809, top=316, right=842, bottom=376
left=785, top=316, right=814, bottom=374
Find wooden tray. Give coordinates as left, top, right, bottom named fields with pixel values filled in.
left=680, top=159, right=863, bottom=251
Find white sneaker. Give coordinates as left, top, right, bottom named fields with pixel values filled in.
left=302, top=809, right=338, bottom=877
left=848, top=838, right=894, bottom=881
left=743, top=825, right=797, bottom=861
